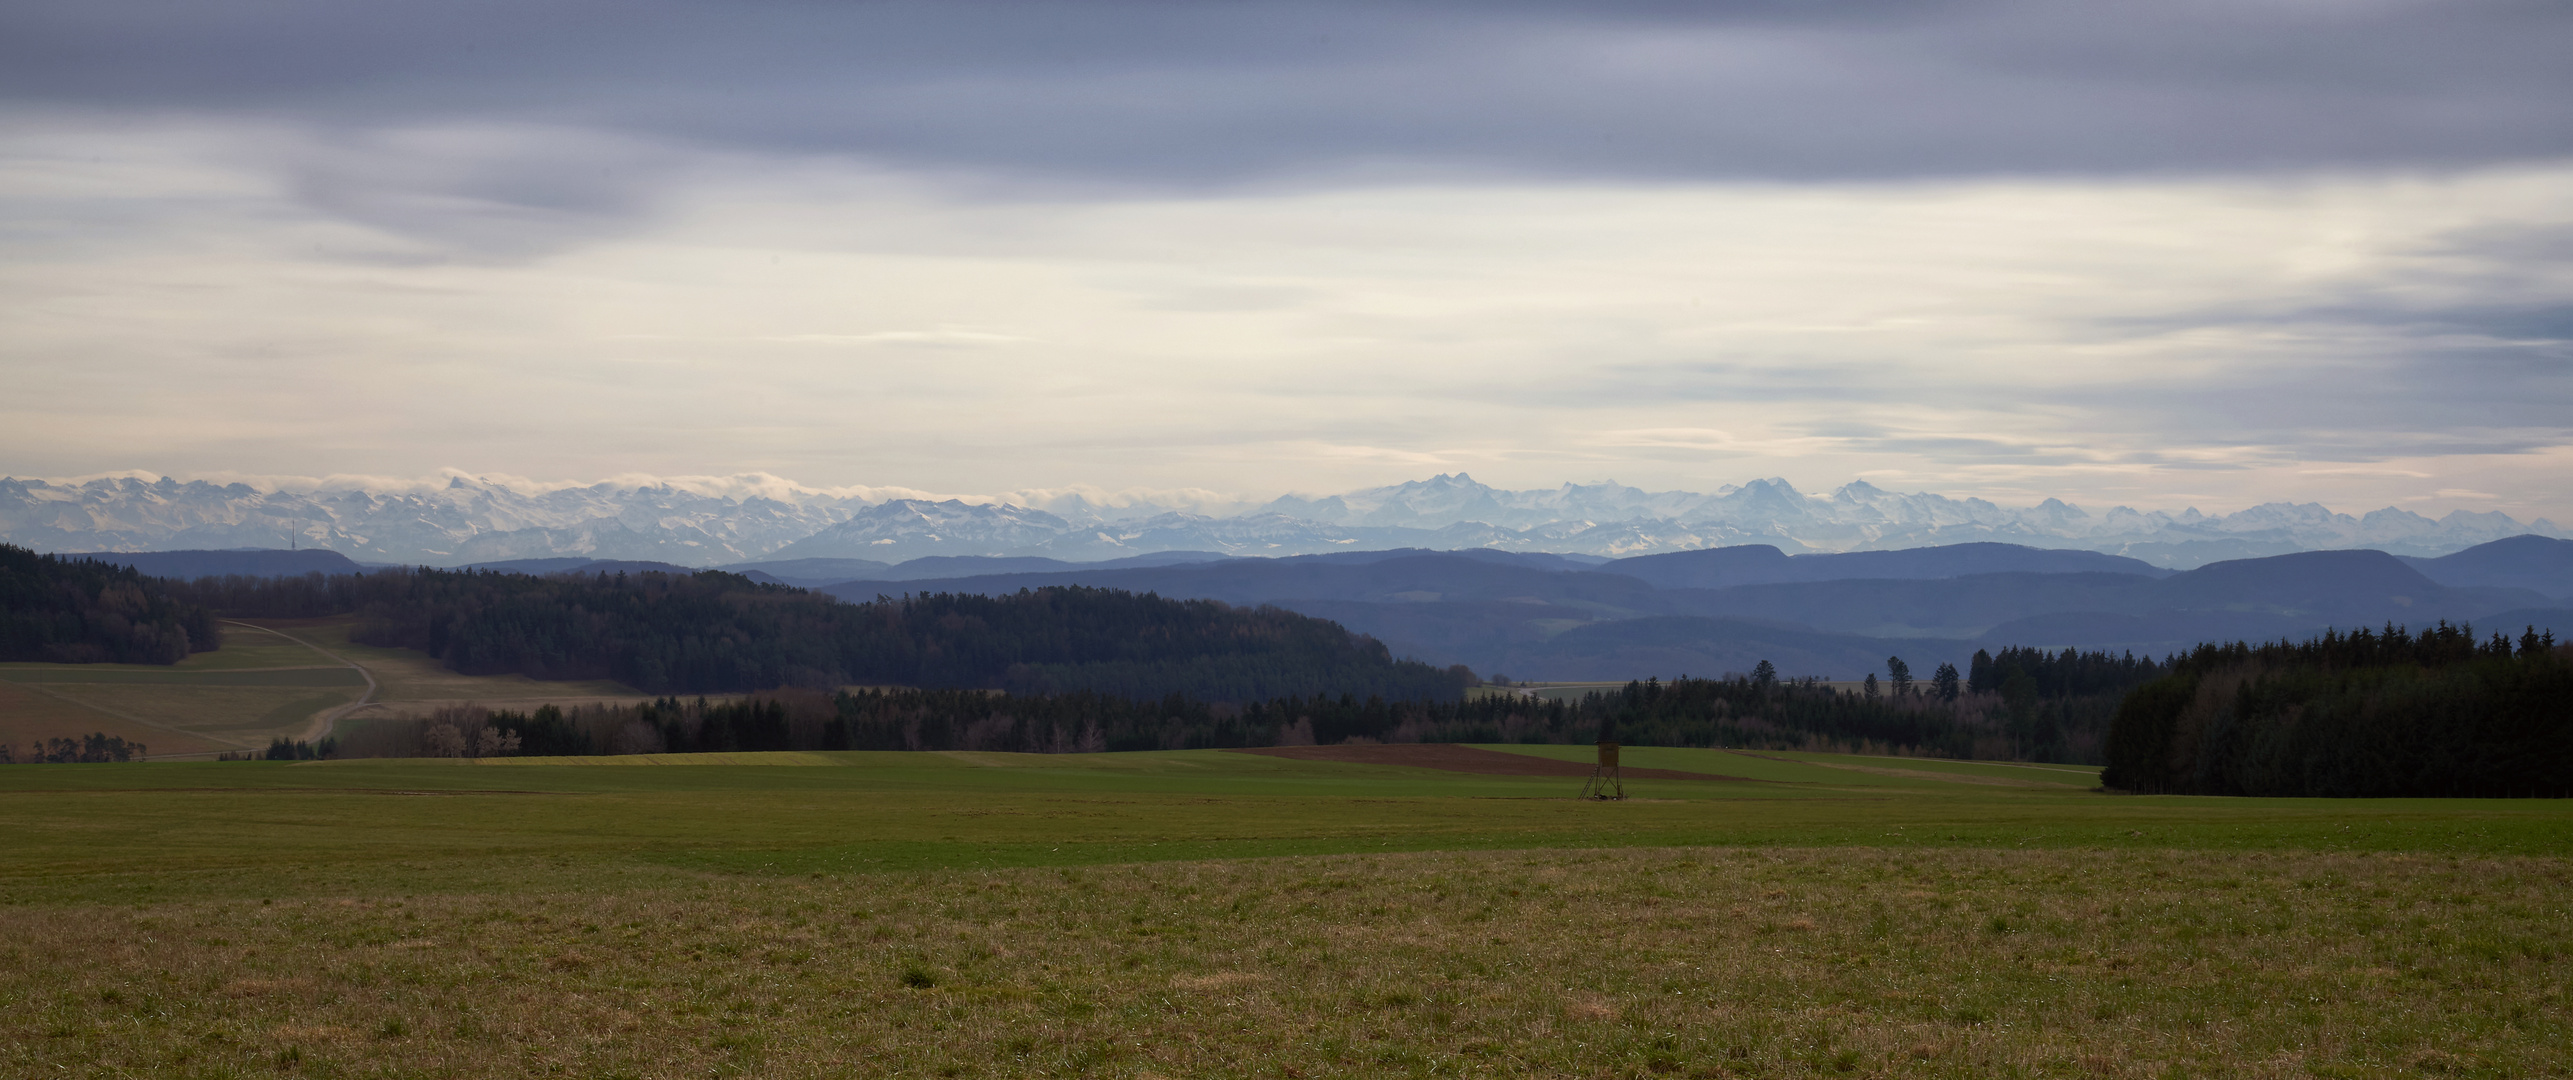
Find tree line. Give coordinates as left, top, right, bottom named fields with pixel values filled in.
left=0, top=544, right=217, bottom=664
left=2102, top=622, right=2570, bottom=797
left=1, top=733, right=148, bottom=764
left=333, top=647, right=2170, bottom=765
left=1958, top=645, right=2170, bottom=764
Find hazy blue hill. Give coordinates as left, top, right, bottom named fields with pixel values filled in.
left=2471, top=607, right=2573, bottom=637
left=2149, top=549, right=2536, bottom=624
left=810, top=551, right=2006, bottom=678
left=820, top=552, right=1672, bottom=613
left=1596, top=544, right=1794, bottom=589
left=1092, top=550, right=1239, bottom=568
left=798, top=541, right=2571, bottom=682
left=1665, top=571, right=2164, bottom=637
left=2401, top=535, right=2573, bottom=598
left=713, top=556, right=892, bottom=585
left=1795, top=542, right=2168, bottom=580
left=1289, top=547, right=1608, bottom=571
left=1661, top=551, right=2554, bottom=651
left=719, top=551, right=1235, bottom=587
left=1972, top=610, right=2329, bottom=654
left=1269, top=597, right=1613, bottom=678
left=1603, top=541, right=2164, bottom=590
left=1490, top=616, right=1960, bottom=683
left=1958, top=552, right=2569, bottom=653
left=68, top=548, right=366, bottom=579
left=881, top=551, right=1235, bottom=580
left=870, top=555, right=1087, bottom=578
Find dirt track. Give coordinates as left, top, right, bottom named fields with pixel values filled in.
left=1229, top=743, right=1759, bottom=782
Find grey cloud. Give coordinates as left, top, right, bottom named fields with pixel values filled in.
left=2035, top=244, right=2573, bottom=458
left=1542, top=297, right=2573, bottom=469
left=2421, top=224, right=2573, bottom=265
left=5, top=1, right=2568, bottom=191
left=2038, top=348, right=2572, bottom=459
left=2386, top=304, right=2573, bottom=346
left=1823, top=435, right=2063, bottom=462
left=266, top=125, right=685, bottom=259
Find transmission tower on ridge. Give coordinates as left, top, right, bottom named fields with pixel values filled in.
left=1579, top=711, right=1625, bottom=801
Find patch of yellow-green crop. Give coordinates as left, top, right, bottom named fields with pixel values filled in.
left=4, top=846, right=2563, bottom=1079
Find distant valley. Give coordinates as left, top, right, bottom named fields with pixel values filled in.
left=68, top=535, right=2573, bottom=685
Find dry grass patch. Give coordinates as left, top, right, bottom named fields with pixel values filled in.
left=1, top=846, right=2565, bottom=1078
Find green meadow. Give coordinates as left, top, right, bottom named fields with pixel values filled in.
left=4, top=746, right=2567, bottom=1077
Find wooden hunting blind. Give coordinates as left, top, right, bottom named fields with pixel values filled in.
left=1580, top=714, right=1625, bottom=800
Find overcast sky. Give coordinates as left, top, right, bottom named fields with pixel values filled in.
left=4, top=0, right=2569, bottom=518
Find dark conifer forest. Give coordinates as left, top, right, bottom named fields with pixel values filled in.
left=347, top=660, right=2154, bottom=765
left=0, top=544, right=216, bottom=663
left=2102, top=622, right=2571, bottom=797
left=163, top=565, right=1471, bottom=702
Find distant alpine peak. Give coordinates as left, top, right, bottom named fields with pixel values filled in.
left=2, top=469, right=2562, bottom=570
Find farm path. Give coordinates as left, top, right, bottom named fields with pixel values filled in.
left=218, top=621, right=377, bottom=745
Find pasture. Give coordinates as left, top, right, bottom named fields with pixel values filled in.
left=0, top=622, right=367, bottom=756
left=3, top=744, right=2567, bottom=1077
left=0, top=618, right=649, bottom=759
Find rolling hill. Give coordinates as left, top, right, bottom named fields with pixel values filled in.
left=1602, top=541, right=2169, bottom=590
left=2401, top=534, right=2573, bottom=598
left=814, top=539, right=2573, bottom=681
left=31, top=534, right=2568, bottom=690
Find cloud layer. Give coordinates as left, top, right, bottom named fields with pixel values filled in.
left=2, top=1, right=2568, bottom=521
left=11, top=1, right=2572, bottom=190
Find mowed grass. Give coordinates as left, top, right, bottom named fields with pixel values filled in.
left=3, top=748, right=2568, bottom=1077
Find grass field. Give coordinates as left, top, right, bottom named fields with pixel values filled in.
left=3, top=743, right=2567, bottom=1077
left=0, top=619, right=651, bottom=758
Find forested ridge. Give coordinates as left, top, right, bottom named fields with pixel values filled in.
left=0, top=544, right=216, bottom=664
left=2102, top=622, right=2571, bottom=797
left=164, top=565, right=1471, bottom=702
left=343, top=650, right=2162, bottom=765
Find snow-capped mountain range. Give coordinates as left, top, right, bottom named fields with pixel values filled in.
left=2, top=472, right=2559, bottom=570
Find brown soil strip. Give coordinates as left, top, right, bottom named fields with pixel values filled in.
left=1230, top=743, right=1761, bottom=782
